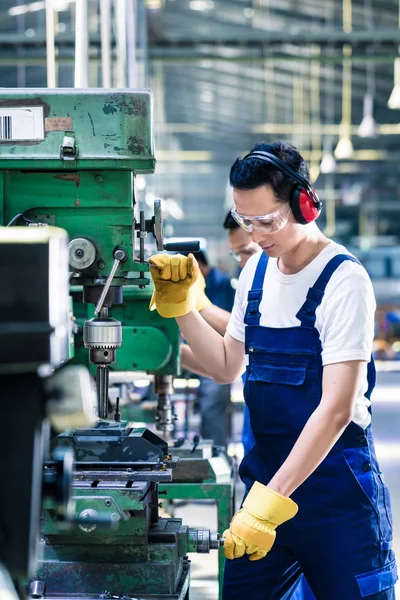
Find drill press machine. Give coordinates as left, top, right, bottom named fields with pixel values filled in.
left=0, top=89, right=221, bottom=600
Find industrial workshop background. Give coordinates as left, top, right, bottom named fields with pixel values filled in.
left=1, top=1, right=400, bottom=599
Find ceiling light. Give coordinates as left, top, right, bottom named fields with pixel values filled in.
left=320, top=152, right=337, bottom=174
left=358, top=114, right=377, bottom=138
left=334, top=136, right=354, bottom=160
left=388, top=86, right=400, bottom=109
left=200, top=90, right=214, bottom=103
left=189, top=0, right=215, bottom=12
left=388, top=58, right=400, bottom=109
left=358, top=93, right=377, bottom=137
left=147, top=0, right=164, bottom=9
left=309, top=164, right=320, bottom=184
left=9, top=1, right=44, bottom=16
left=9, top=0, right=74, bottom=16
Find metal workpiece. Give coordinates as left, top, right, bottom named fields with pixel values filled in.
left=51, top=424, right=170, bottom=468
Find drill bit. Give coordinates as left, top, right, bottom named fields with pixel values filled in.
left=96, top=365, right=109, bottom=419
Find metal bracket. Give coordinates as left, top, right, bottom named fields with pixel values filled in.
left=60, top=132, right=78, bottom=161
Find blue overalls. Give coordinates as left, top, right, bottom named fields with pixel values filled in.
left=223, top=252, right=397, bottom=599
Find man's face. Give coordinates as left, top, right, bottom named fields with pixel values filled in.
left=228, top=227, right=259, bottom=269
left=233, top=184, right=305, bottom=259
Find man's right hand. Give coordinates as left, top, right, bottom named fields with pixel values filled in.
left=149, top=253, right=200, bottom=318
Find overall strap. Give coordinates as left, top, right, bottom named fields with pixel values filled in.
left=244, top=252, right=269, bottom=326
left=296, top=254, right=361, bottom=328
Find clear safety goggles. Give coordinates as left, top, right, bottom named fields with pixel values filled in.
left=229, top=243, right=259, bottom=263
left=231, top=203, right=291, bottom=234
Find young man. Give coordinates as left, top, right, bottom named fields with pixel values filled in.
left=149, top=141, right=397, bottom=599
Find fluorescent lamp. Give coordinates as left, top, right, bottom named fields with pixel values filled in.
left=334, top=136, right=354, bottom=160
left=358, top=114, right=377, bottom=138
left=388, top=58, right=400, bottom=109
left=388, top=85, right=400, bottom=110
left=320, top=152, right=337, bottom=174
left=358, top=94, right=377, bottom=137
left=189, top=0, right=215, bottom=11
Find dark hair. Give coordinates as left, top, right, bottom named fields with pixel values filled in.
left=229, top=141, right=310, bottom=204
left=223, top=210, right=240, bottom=231
left=181, top=249, right=209, bottom=266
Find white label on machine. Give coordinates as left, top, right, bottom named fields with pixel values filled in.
left=0, top=106, right=44, bottom=141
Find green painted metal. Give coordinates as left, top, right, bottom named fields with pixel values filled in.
left=159, top=482, right=235, bottom=600
left=72, top=285, right=180, bottom=375
left=39, top=474, right=203, bottom=597
left=0, top=89, right=181, bottom=373
left=0, top=90, right=155, bottom=172
left=2, top=169, right=137, bottom=277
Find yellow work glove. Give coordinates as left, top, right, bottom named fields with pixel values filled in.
left=193, top=269, right=212, bottom=312
left=223, top=482, right=298, bottom=561
left=149, top=253, right=199, bottom=318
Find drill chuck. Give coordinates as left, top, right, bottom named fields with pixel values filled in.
left=83, top=317, right=122, bottom=350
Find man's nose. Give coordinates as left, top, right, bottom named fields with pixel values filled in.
left=251, top=229, right=264, bottom=244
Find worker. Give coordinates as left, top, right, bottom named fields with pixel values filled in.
left=149, top=140, right=397, bottom=598
left=181, top=214, right=315, bottom=600
left=186, top=249, right=235, bottom=447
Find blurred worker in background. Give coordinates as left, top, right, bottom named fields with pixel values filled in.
left=187, top=249, right=235, bottom=447
left=149, top=140, right=396, bottom=599
left=223, top=211, right=260, bottom=456
left=181, top=217, right=259, bottom=451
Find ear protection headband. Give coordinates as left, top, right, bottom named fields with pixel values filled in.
left=243, top=151, right=322, bottom=225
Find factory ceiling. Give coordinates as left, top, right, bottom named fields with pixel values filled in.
left=0, top=0, right=400, bottom=245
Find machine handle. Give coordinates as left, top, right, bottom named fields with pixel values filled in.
left=163, top=241, right=200, bottom=253
left=94, top=249, right=126, bottom=316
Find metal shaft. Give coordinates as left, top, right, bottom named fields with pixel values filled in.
left=154, top=374, right=175, bottom=438
left=96, top=365, right=109, bottom=419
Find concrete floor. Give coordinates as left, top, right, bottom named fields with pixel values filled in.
left=173, top=366, right=400, bottom=599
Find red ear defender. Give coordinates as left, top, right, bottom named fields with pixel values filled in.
left=290, top=186, right=322, bottom=225
left=241, top=150, right=323, bottom=224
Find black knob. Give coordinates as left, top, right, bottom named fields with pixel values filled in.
left=163, top=241, right=200, bottom=253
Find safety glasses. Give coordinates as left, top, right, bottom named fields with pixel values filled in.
left=229, top=244, right=259, bottom=263
left=231, top=204, right=291, bottom=234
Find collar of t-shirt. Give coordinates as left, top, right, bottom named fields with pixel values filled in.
left=270, top=241, right=340, bottom=285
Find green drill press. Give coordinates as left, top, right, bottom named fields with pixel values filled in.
left=0, top=89, right=221, bottom=600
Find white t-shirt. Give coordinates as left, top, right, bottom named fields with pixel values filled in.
left=227, top=242, right=376, bottom=429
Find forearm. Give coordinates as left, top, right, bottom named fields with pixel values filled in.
left=177, top=310, right=239, bottom=383
left=199, top=304, right=230, bottom=336
left=267, top=403, right=351, bottom=497
left=180, top=344, right=212, bottom=377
